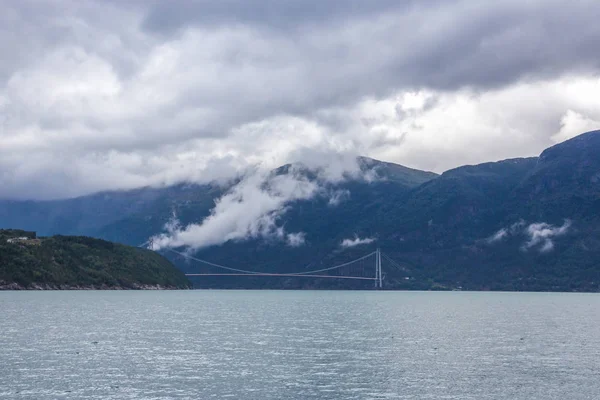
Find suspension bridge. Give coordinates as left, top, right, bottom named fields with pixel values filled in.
left=144, top=241, right=408, bottom=289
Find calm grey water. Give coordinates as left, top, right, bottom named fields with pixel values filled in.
left=1, top=291, right=599, bottom=399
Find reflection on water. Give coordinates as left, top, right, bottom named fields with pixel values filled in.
left=1, top=290, right=599, bottom=399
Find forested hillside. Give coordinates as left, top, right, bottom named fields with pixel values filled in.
left=0, top=230, right=191, bottom=289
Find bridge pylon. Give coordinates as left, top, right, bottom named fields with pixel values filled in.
left=375, top=248, right=383, bottom=289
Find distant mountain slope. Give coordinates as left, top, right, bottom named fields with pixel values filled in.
left=512, top=130, right=600, bottom=219
left=376, top=157, right=540, bottom=241
left=1, top=133, right=600, bottom=291
left=0, top=229, right=191, bottom=289
left=357, top=156, right=438, bottom=187
left=0, top=187, right=166, bottom=236
left=181, top=132, right=600, bottom=291
left=0, top=183, right=222, bottom=241
left=373, top=131, right=600, bottom=291
left=0, top=157, right=436, bottom=245
left=182, top=156, right=544, bottom=289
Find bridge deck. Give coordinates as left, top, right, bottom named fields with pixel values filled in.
left=185, top=273, right=376, bottom=280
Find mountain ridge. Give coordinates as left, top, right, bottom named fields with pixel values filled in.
left=1, top=131, right=600, bottom=291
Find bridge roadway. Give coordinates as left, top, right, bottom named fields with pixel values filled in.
left=184, top=273, right=376, bottom=280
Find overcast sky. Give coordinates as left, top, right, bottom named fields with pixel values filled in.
left=1, top=0, right=599, bottom=200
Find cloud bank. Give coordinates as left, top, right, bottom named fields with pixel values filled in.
left=150, top=167, right=316, bottom=250
left=149, top=160, right=369, bottom=250
left=1, top=1, right=600, bottom=199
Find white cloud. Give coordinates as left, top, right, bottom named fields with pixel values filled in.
left=524, top=220, right=572, bottom=253
left=485, top=219, right=573, bottom=253
left=327, top=189, right=350, bottom=206
left=486, top=220, right=526, bottom=244
left=341, top=236, right=376, bottom=248
left=149, top=159, right=372, bottom=250
left=1, top=1, right=600, bottom=199
left=286, top=232, right=306, bottom=247
left=341, top=78, right=600, bottom=173
left=163, top=211, right=182, bottom=234
left=486, top=228, right=508, bottom=244
left=2, top=77, right=600, bottom=200
left=149, top=168, right=318, bottom=250
left=551, top=110, right=600, bottom=143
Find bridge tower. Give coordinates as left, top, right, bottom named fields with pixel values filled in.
left=375, top=248, right=383, bottom=289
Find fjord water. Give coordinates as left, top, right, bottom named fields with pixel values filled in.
left=1, top=291, right=599, bottom=399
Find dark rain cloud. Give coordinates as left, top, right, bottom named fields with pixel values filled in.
left=0, top=0, right=599, bottom=199
left=140, top=0, right=411, bottom=33
left=138, top=0, right=600, bottom=92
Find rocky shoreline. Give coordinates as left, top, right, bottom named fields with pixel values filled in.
left=0, top=281, right=188, bottom=290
